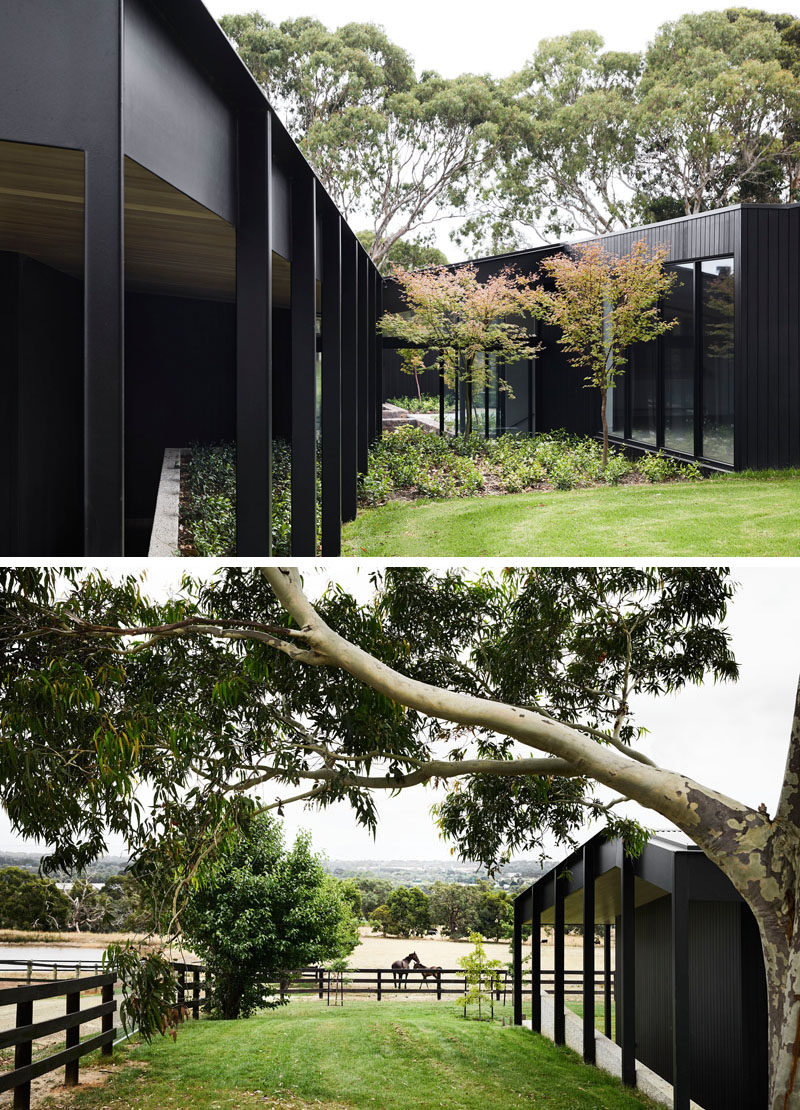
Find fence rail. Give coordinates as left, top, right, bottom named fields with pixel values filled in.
left=287, top=966, right=614, bottom=1002
left=0, top=960, right=206, bottom=1110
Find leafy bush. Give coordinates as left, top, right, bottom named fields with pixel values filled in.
left=637, top=449, right=702, bottom=483
left=360, top=426, right=700, bottom=504
left=102, top=943, right=180, bottom=1042
left=387, top=394, right=455, bottom=414
left=182, top=439, right=296, bottom=557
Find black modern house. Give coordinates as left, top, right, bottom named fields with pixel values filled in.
left=0, top=0, right=382, bottom=557
left=383, top=204, right=800, bottom=474
left=2, top=3, right=799, bottom=556
left=512, top=833, right=768, bottom=1110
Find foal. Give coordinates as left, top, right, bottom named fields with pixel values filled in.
left=413, top=960, right=442, bottom=990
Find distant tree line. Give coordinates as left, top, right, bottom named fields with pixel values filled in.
left=220, top=9, right=800, bottom=262
left=0, top=868, right=151, bottom=933
left=367, top=880, right=515, bottom=941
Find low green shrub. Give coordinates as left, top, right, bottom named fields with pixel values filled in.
left=387, top=393, right=454, bottom=414
left=359, top=426, right=701, bottom=504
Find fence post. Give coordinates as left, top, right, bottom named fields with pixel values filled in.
left=25, top=961, right=32, bottom=984
left=177, top=965, right=186, bottom=1011
left=53, top=965, right=58, bottom=981
left=13, top=997, right=33, bottom=1110
left=377, top=969, right=381, bottom=1001
left=102, top=980, right=114, bottom=1056
left=192, top=967, right=200, bottom=1019
left=65, top=986, right=80, bottom=1086
left=436, top=972, right=441, bottom=1002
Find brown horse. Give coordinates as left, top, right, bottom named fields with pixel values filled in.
left=413, top=960, right=442, bottom=990
left=391, top=952, right=419, bottom=990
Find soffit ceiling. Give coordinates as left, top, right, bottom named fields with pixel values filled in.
left=0, top=140, right=297, bottom=304
left=539, top=870, right=669, bottom=926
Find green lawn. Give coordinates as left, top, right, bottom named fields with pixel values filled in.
left=566, top=1000, right=616, bottom=1040
left=343, top=473, right=800, bottom=556
left=44, top=1000, right=658, bottom=1110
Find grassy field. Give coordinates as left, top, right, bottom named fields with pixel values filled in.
left=342, top=472, right=800, bottom=556
left=38, top=1001, right=657, bottom=1110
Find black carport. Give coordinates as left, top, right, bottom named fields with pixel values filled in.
left=512, top=833, right=768, bottom=1110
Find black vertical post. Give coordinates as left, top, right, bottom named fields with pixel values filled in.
left=340, top=233, right=358, bottom=521
left=367, top=270, right=377, bottom=443
left=693, top=260, right=703, bottom=459
left=374, top=274, right=383, bottom=439
left=236, top=109, right=272, bottom=555
left=318, top=968, right=324, bottom=1000
left=582, top=842, right=596, bottom=1064
left=672, top=854, right=690, bottom=1110
left=377, top=969, right=382, bottom=1001
left=554, top=870, right=565, bottom=1045
left=620, top=847, right=636, bottom=1087
left=512, top=899, right=523, bottom=1025
left=485, top=383, right=490, bottom=439
left=83, top=18, right=124, bottom=555
left=454, top=363, right=459, bottom=436
left=290, top=171, right=317, bottom=555
left=604, top=925, right=612, bottom=1038
left=439, top=373, right=445, bottom=436
left=65, top=986, right=80, bottom=1086
left=531, top=885, right=541, bottom=1033
left=13, top=997, right=33, bottom=1110
left=192, top=968, right=200, bottom=1020
left=102, top=980, right=115, bottom=1053
left=357, top=251, right=369, bottom=475
left=436, top=972, right=442, bottom=1001
left=177, top=966, right=186, bottom=1011
left=321, top=208, right=342, bottom=555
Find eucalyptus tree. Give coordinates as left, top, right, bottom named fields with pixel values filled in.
left=635, top=10, right=800, bottom=213
left=2, top=565, right=800, bottom=1105
left=457, top=31, right=640, bottom=252
left=220, top=14, right=501, bottom=268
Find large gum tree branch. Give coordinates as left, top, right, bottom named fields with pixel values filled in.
left=261, top=566, right=763, bottom=858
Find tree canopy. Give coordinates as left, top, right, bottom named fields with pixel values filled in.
left=221, top=14, right=501, bottom=267
left=182, top=814, right=358, bottom=1018
left=5, top=565, right=800, bottom=1101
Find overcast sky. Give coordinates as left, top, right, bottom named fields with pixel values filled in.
left=3, top=561, right=799, bottom=865
left=203, top=0, right=799, bottom=77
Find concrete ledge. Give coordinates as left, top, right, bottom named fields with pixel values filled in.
left=524, top=992, right=705, bottom=1109
left=147, top=447, right=183, bottom=557
left=381, top=402, right=452, bottom=436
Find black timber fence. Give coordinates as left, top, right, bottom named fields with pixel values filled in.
left=0, top=960, right=205, bottom=1110
left=288, top=966, right=613, bottom=1003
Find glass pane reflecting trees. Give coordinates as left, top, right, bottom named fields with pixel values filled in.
left=663, top=263, right=694, bottom=454
left=701, top=259, right=734, bottom=464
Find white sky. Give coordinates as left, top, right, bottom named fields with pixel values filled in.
left=3, top=561, right=799, bottom=865
left=203, top=0, right=800, bottom=77
left=202, top=0, right=800, bottom=257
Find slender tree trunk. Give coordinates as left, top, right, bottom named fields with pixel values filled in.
left=600, top=388, right=609, bottom=469
left=413, top=368, right=422, bottom=402
left=465, top=379, right=473, bottom=437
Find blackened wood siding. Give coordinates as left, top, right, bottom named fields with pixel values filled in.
left=634, top=897, right=673, bottom=1084
left=739, top=206, right=800, bottom=468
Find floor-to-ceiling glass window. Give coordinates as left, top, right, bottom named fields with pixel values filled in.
left=608, top=376, right=626, bottom=438
left=629, top=342, right=658, bottom=444
left=500, top=358, right=531, bottom=434
left=701, top=258, right=734, bottom=464
left=663, top=262, right=695, bottom=454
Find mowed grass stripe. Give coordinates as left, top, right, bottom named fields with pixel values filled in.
left=42, top=1000, right=659, bottom=1110
left=342, top=476, right=800, bottom=556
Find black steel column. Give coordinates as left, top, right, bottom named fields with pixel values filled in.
left=83, top=17, right=124, bottom=555
left=620, top=848, right=636, bottom=1087
left=290, top=171, right=317, bottom=555
left=367, top=269, right=377, bottom=443
left=321, top=207, right=342, bottom=555
left=583, top=841, right=596, bottom=1064
left=357, top=251, right=369, bottom=474
left=513, top=899, right=523, bottom=1025
left=531, top=884, right=541, bottom=1033
left=236, top=109, right=272, bottom=555
left=672, top=853, right=690, bottom=1110
left=340, top=233, right=358, bottom=521
left=375, top=274, right=383, bottom=439
left=604, top=924, right=612, bottom=1038
left=439, top=373, right=445, bottom=436
left=554, top=870, right=565, bottom=1045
